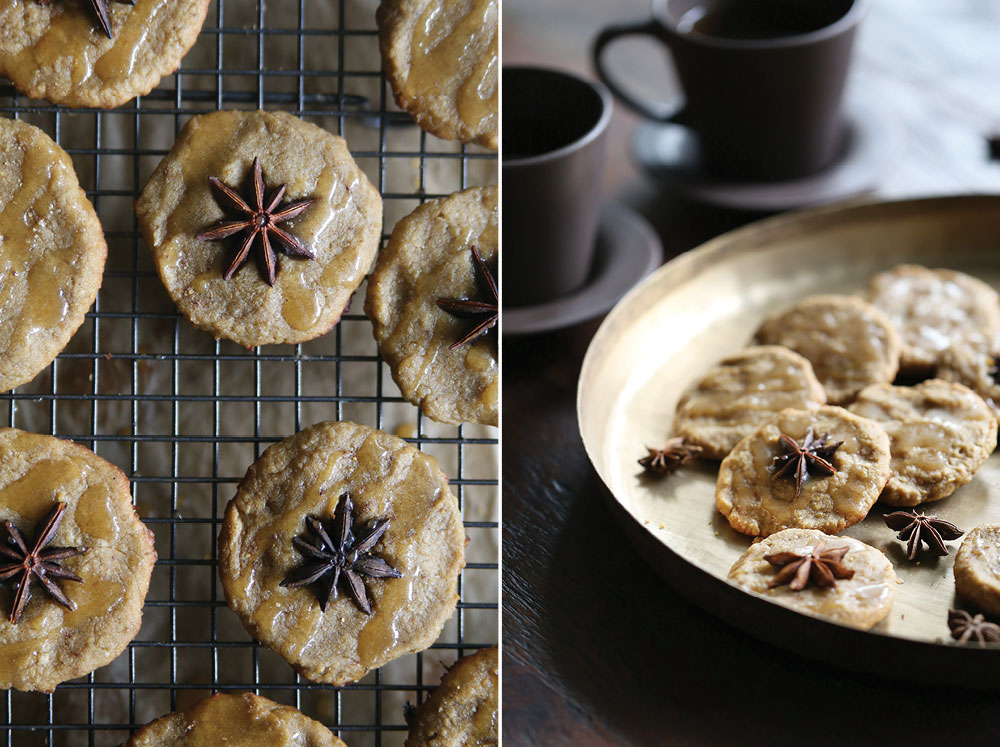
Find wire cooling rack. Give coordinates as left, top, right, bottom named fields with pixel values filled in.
left=0, top=1, right=498, bottom=745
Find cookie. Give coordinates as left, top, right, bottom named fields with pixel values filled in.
left=365, top=186, right=497, bottom=426
left=0, top=0, right=210, bottom=108
left=864, top=264, right=1000, bottom=375
left=377, top=0, right=498, bottom=149
left=937, top=342, right=1000, bottom=421
left=0, top=118, right=107, bottom=394
left=848, top=380, right=997, bottom=506
left=716, top=406, right=891, bottom=537
left=728, top=528, right=896, bottom=629
left=136, top=110, right=381, bottom=348
left=755, top=294, right=901, bottom=404
left=0, top=428, right=156, bottom=692
left=674, top=346, right=827, bottom=460
left=954, top=525, right=1000, bottom=618
left=218, top=421, right=465, bottom=686
left=125, top=692, right=345, bottom=746
left=405, top=645, right=498, bottom=747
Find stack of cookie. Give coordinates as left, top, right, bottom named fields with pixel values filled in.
left=649, top=264, right=1000, bottom=640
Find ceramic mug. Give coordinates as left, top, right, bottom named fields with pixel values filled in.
left=503, top=66, right=613, bottom=308
left=593, top=0, right=868, bottom=181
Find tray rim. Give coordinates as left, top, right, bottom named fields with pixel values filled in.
left=577, top=193, right=1000, bottom=687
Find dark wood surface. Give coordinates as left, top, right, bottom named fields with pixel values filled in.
left=503, top=1, right=1000, bottom=744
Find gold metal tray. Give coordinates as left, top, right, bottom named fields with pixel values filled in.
left=578, top=195, right=1000, bottom=686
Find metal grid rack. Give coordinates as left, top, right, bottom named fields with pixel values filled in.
left=0, top=1, right=498, bottom=745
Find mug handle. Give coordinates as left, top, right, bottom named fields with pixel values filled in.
left=592, top=19, right=686, bottom=123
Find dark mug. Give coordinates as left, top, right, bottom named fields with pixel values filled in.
left=503, top=67, right=613, bottom=307
left=593, top=0, right=868, bottom=180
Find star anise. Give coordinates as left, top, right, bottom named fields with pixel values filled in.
left=436, top=246, right=498, bottom=350
left=638, top=437, right=703, bottom=476
left=37, top=0, right=135, bottom=39
left=764, top=540, right=855, bottom=591
left=883, top=510, right=964, bottom=561
left=280, top=493, right=402, bottom=615
left=196, top=157, right=316, bottom=287
left=771, top=427, right=843, bottom=500
left=948, top=609, right=1000, bottom=647
left=0, top=503, right=86, bottom=624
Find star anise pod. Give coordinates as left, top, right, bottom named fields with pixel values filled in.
left=883, top=510, right=964, bottom=561
left=436, top=246, right=498, bottom=350
left=0, top=503, right=86, bottom=624
left=280, top=493, right=402, bottom=615
left=196, top=157, right=316, bottom=287
left=771, top=427, right=843, bottom=500
left=764, top=540, right=855, bottom=591
left=37, top=0, right=136, bottom=39
left=948, top=609, right=1000, bottom=647
left=638, top=437, right=703, bottom=476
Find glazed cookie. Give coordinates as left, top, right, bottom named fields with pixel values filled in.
left=136, top=109, right=381, bottom=348
left=125, top=692, right=345, bottom=746
left=755, top=294, right=901, bottom=404
left=0, top=0, right=210, bottom=108
left=219, top=421, right=465, bottom=686
left=377, top=0, right=498, bottom=149
left=716, top=406, right=891, bottom=537
left=0, top=118, right=107, bottom=394
left=365, top=186, right=497, bottom=426
left=405, top=645, right=498, bottom=747
left=674, top=346, right=826, bottom=460
left=0, top=428, right=155, bottom=693
left=954, top=525, right=1000, bottom=618
left=937, top=342, right=1000, bottom=420
left=848, top=380, right=997, bottom=506
left=728, top=528, right=896, bottom=629
left=864, top=264, right=1000, bottom=375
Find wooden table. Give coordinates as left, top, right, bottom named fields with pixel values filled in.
left=503, top=1, right=1000, bottom=743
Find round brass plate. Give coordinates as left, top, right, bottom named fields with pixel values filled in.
left=578, top=195, right=1000, bottom=686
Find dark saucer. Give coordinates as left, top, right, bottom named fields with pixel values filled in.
left=632, top=92, right=904, bottom=211
left=503, top=202, right=662, bottom=336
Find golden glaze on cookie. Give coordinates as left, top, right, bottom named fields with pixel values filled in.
left=365, top=186, right=498, bottom=426
left=756, top=294, right=901, bottom=405
left=218, top=421, right=465, bottom=686
left=937, top=342, right=1000, bottom=421
left=865, top=264, right=1000, bottom=375
left=125, top=692, right=346, bottom=746
left=0, top=118, right=107, bottom=394
left=377, top=0, right=498, bottom=149
left=136, top=110, right=381, bottom=348
left=0, top=428, right=155, bottom=692
left=716, top=406, right=891, bottom=537
left=674, top=346, right=826, bottom=460
left=406, top=646, right=498, bottom=747
left=728, top=528, right=896, bottom=629
left=849, top=380, right=997, bottom=506
left=954, top=524, right=1000, bottom=618
left=0, top=0, right=210, bottom=108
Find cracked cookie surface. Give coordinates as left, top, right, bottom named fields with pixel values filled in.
left=728, top=528, right=896, bottom=629
left=0, top=428, right=155, bottom=693
left=377, top=0, right=498, bottom=149
left=716, top=406, right=890, bottom=537
left=218, top=421, right=465, bottom=686
left=674, top=346, right=826, bottom=460
left=125, top=692, right=345, bottom=746
left=865, top=264, right=1000, bottom=375
left=0, top=117, right=106, bottom=394
left=848, top=380, right=997, bottom=506
left=0, top=0, right=210, bottom=108
left=137, top=110, right=381, bottom=348
left=756, top=294, right=901, bottom=405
